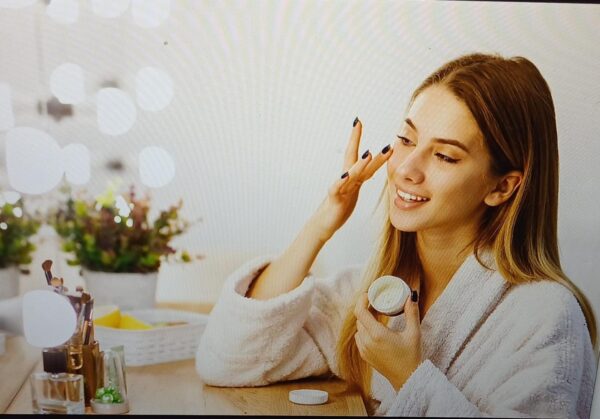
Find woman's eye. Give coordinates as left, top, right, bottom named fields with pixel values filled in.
left=396, top=135, right=414, bottom=146
left=395, top=136, right=459, bottom=164
left=435, top=153, right=459, bottom=164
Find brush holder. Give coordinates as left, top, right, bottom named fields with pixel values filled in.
left=81, top=341, right=102, bottom=406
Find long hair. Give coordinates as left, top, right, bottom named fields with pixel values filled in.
left=336, top=53, right=597, bottom=411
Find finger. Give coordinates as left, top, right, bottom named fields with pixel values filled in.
left=356, top=318, right=376, bottom=347
left=338, top=149, right=373, bottom=194
left=343, top=117, right=362, bottom=172
left=360, top=143, right=394, bottom=180
left=404, top=289, right=421, bottom=332
left=329, top=148, right=371, bottom=196
left=353, top=292, right=369, bottom=320
left=354, top=293, right=383, bottom=339
left=328, top=168, right=351, bottom=196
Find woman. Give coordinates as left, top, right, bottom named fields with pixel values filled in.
left=196, top=53, right=597, bottom=417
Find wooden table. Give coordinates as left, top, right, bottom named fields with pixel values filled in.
left=0, top=336, right=41, bottom=413
left=1, top=301, right=367, bottom=415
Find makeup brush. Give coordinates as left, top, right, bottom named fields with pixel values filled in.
left=42, top=260, right=53, bottom=285
left=81, top=292, right=91, bottom=306
left=49, top=276, right=67, bottom=294
left=79, top=292, right=91, bottom=337
left=67, top=294, right=83, bottom=320
left=83, top=298, right=94, bottom=345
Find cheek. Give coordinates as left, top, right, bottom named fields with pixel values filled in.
left=463, top=169, right=493, bottom=197
left=436, top=172, right=489, bottom=208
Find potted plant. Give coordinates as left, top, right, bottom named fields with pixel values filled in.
left=53, top=183, right=198, bottom=310
left=0, top=195, right=40, bottom=299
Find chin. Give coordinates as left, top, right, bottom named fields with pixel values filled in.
left=387, top=196, right=427, bottom=232
left=388, top=212, right=424, bottom=232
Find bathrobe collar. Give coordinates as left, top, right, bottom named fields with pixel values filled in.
left=416, top=250, right=510, bottom=374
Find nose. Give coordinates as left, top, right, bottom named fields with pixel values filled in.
left=393, top=149, right=425, bottom=184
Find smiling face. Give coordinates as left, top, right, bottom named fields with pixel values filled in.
left=387, top=85, right=498, bottom=237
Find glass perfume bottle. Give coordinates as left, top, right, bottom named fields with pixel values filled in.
left=30, top=372, right=85, bottom=414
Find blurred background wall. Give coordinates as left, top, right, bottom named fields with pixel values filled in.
left=1, top=0, right=599, bottom=312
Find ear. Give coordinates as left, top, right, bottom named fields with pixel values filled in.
left=484, top=170, right=523, bottom=207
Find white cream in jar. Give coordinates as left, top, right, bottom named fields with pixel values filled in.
left=367, top=275, right=411, bottom=316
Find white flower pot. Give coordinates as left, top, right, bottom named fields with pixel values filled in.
left=0, top=267, right=19, bottom=300
left=82, top=269, right=158, bottom=310
left=0, top=266, right=19, bottom=300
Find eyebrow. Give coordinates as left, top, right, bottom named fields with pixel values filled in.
left=404, top=118, right=470, bottom=153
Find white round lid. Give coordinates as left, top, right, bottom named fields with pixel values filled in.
left=368, top=275, right=411, bottom=316
left=289, top=389, right=329, bottom=405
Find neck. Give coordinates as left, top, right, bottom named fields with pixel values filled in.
left=415, top=224, right=477, bottom=294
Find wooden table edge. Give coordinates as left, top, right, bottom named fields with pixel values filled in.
left=4, top=303, right=368, bottom=415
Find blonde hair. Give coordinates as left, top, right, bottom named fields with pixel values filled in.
left=336, top=53, right=597, bottom=411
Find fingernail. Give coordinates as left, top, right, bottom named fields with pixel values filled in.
left=411, top=290, right=418, bottom=302
left=353, top=117, right=359, bottom=127
left=341, top=171, right=349, bottom=179
left=381, top=144, right=391, bottom=154
left=361, top=150, right=370, bottom=159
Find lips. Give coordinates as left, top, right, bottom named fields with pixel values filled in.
left=396, top=188, right=430, bottom=203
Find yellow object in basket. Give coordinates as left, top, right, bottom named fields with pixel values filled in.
left=94, top=305, right=121, bottom=328
left=119, top=314, right=153, bottom=330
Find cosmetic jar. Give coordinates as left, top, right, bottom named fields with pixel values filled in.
left=367, top=275, right=411, bottom=316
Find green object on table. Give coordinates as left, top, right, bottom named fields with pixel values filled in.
left=94, top=385, right=124, bottom=404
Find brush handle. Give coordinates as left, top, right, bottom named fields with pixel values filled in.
left=82, top=299, right=94, bottom=344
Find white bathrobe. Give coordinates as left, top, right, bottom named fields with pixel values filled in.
left=196, top=253, right=597, bottom=417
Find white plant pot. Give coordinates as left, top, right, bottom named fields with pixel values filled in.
left=0, top=266, right=19, bottom=300
left=82, top=269, right=158, bottom=310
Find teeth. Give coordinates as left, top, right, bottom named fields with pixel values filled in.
left=397, top=190, right=429, bottom=202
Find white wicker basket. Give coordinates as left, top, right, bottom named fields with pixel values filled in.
left=94, top=309, right=208, bottom=366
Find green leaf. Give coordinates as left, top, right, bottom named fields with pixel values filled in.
left=49, top=183, right=196, bottom=273
left=0, top=199, right=40, bottom=267
left=74, top=201, right=88, bottom=217
left=100, top=251, right=115, bottom=266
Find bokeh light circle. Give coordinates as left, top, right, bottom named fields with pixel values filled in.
left=138, top=146, right=176, bottom=188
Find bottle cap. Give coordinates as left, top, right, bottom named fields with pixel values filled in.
left=42, top=347, right=68, bottom=374
left=289, top=389, right=329, bottom=405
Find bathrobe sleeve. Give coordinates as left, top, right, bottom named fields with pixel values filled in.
left=386, top=283, right=597, bottom=418
left=195, top=255, right=363, bottom=387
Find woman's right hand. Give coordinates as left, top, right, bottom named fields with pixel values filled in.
left=247, top=118, right=393, bottom=300
left=311, top=117, right=394, bottom=242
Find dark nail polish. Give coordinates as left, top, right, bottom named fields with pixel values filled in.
left=341, top=171, right=349, bottom=179
left=361, top=150, right=370, bottom=159
left=381, top=144, right=391, bottom=154
left=411, top=290, right=418, bottom=302
left=353, top=117, right=359, bottom=127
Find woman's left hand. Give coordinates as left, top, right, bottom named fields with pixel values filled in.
left=354, top=291, right=422, bottom=392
